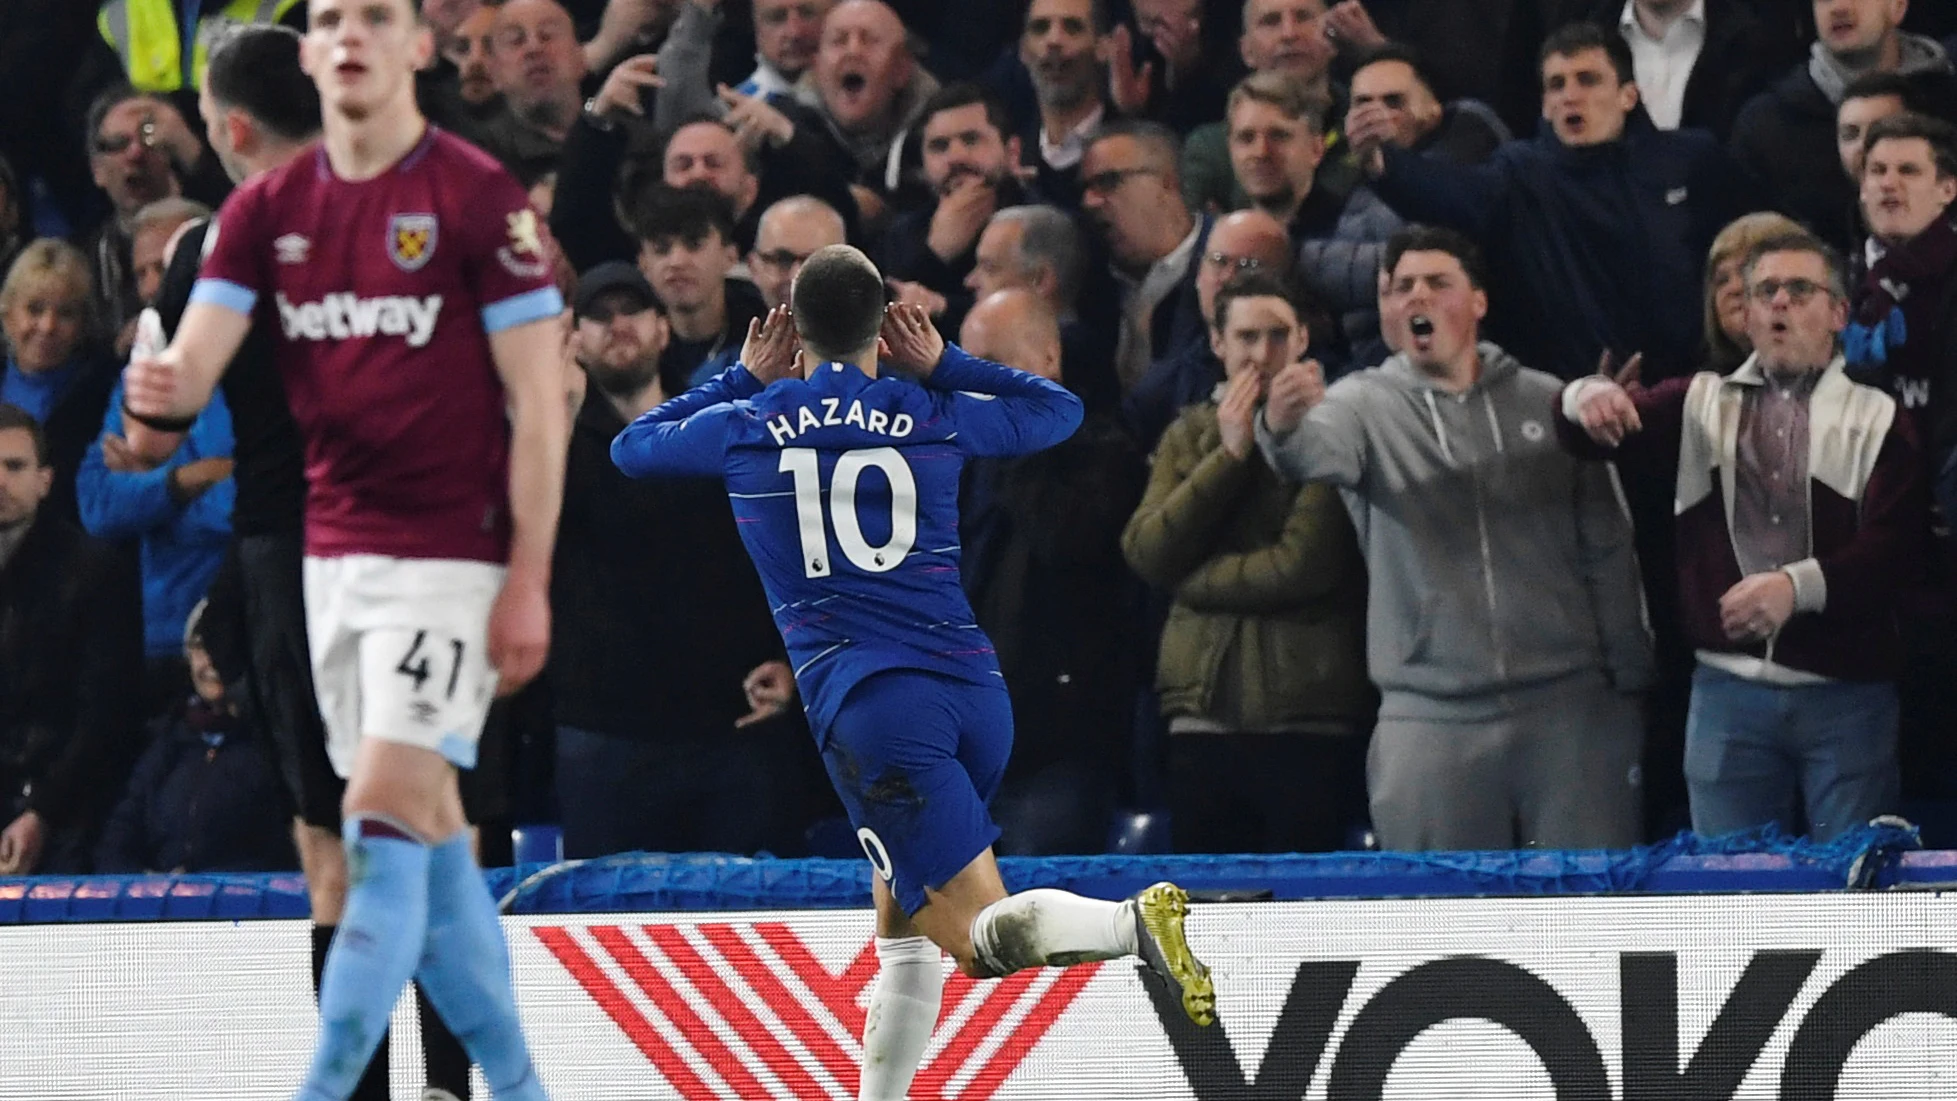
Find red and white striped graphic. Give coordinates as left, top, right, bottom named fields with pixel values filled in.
left=535, top=921, right=1100, bottom=1101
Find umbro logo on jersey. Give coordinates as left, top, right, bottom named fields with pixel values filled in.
left=275, top=292, right=444, bottom=348
left=274, top=234, right=311, bottom=265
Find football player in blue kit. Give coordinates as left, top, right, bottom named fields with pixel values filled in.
left=612, top=245, right=1214, bottom=1100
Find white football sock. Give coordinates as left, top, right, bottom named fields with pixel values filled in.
left=968, top=890, right=1139, bottom=977
left=858, top=935, right=943, bottom=1101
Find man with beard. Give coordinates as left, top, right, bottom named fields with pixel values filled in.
left=880, top=86, right=1035, bottom=339
left=553, top=261, right=799, bottom=858
left=426, top=4, right=505, bottom=134
left=475, top=0, right=588, bottom=179
left=1017, top=0, right=1116, bottom=209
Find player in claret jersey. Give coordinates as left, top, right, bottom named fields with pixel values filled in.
left=613, top=246, right=1216, bottom=1101
left=122, top=1, right=566, bottom=1099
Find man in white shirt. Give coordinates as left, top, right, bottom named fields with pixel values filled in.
left=1592, top=0, right=1773, bottom=139
left=1079, top=122, right=1209, bottom=393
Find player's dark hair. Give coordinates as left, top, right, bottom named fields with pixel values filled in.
left=1541, top=21, right=1635, bottom=87
left=917, top=83, right=1014, bottom=144
left=625, top=183, right=738, bottom=249
left=0, top=403, right=49, bottom=466
left=1383, top=225, right=1489, bottom=290
left=1211, top=271, right=1307, bottom=333
left=205, top=23, right=322, bottom=143
left=792, top=246, right=886, bottom=360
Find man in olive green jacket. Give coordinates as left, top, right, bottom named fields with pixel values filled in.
left=1123, top=272, right=1373, bottom=854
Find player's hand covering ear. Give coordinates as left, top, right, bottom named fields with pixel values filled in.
left=878, top=302, right=945, bottom=379
left=741, top=305, right=801, bottom=386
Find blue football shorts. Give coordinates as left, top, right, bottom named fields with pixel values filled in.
left=819, top=669, right=1014, bottom=914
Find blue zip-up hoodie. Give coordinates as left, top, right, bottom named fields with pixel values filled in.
left=76, top=382, right=235, bottom=657
left=1371, top=112, right=1745, bottom=383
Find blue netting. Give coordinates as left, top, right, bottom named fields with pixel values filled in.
left=0, top=823, right=1921, bottom=923
left=483, top=822, right=1924, bottom=914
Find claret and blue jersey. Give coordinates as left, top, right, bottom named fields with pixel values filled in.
left=610, top=345, right=1084, bottom=736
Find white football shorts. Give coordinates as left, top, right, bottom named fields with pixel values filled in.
left=303, top=554, right=505, bottom=778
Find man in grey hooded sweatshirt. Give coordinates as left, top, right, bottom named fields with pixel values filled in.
left=1255, top=225, right=1653, bottom=851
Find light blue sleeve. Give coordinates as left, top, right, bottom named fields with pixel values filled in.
left=927, top=344, right=1084, bottom=458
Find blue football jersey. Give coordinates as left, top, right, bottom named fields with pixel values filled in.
left=611, top=345, right=1084, bottom=733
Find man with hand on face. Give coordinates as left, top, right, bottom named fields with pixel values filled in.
left=1357, top=22, right=1739, bottom=383
left=552, top=262, right=801, bottom=860
left=1558, top=231, right=1922, bottom=842
left=1126, top=208, right=1294, bottom=449
left=1257, top=226, right=1653, bottom=852
left=1123, top=272, right=1371, bottom=855
left=1299, top=44, right=1509, bottom=368
left=880, top=85, right=1036, bottom=340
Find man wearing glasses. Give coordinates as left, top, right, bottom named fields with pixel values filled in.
left=748, top=195, right=847, bottom=310
left=1079, top=121, right=1208, bottom=397
left=1560, top=231, right=1925, bottom=842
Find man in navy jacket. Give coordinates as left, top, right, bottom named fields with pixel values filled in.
left=1356, top=22, right=1743, bottom=382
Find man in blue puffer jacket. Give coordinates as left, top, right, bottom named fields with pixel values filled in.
left=1355, top=22, right=1745, bottom=384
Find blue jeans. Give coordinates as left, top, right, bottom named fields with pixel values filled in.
left=1683, top=663, right=1899, bottom=841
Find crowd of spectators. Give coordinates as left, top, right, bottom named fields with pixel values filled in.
left=2, top=0, right=1957, bottom=875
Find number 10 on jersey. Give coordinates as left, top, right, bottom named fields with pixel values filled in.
left=779, top=447, right=918, bottom=578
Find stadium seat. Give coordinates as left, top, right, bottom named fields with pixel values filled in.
left=511, top=823, right=563, bottom=865
left=1106, top=810, right=1170, bottom=855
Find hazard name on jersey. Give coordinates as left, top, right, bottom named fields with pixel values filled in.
left=763, top=396, right=916, bottom=446
left=275, top=291, right=444, bottom=348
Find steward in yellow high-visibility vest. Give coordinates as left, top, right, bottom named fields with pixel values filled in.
left=96, top=0, right=303, bottom=95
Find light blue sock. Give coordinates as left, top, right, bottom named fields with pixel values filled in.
left=294, top=817, right=431, bottom=1101
left=416, top=832, right=547, bottom=1101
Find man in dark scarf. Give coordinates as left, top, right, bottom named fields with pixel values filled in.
left=1845, top=111, right=1957, bottom=811
left=1846, top=113, right=1957, bottom=449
